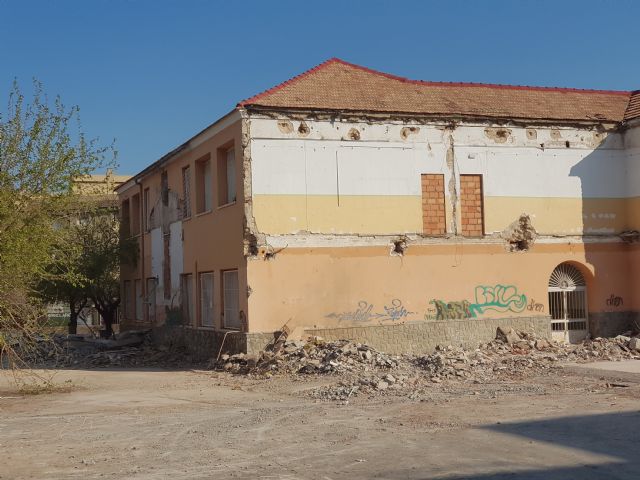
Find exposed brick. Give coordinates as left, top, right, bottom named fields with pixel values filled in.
left=421, top=174, right=446, bottom=236
left=460, top=174, right=484, bottom=237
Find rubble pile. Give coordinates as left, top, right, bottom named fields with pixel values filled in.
left=217, top=338, right=399, bottom=375
left=25, top=330, right=193, bottom=368
left=220, top=327, right=640, bottom=402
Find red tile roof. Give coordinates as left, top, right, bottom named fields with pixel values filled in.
left=239, top=58, right=632, bottom=123
left=625, top=91, right=640, bottom=121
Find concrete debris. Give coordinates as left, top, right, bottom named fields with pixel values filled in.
left=215, top=329, right=640, bottom=403
left=214, top=338, right=399, bottom=375
left=25, top=330, right=194, bottom=368
left=19, top=326, right=640, bottom=404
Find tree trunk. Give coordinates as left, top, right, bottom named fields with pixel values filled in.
left=101, top=308, right=116, bottom=337
left=68, top=299, right=78, bottom=335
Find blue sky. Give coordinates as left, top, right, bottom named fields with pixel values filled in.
left=1, top=0, right=639, bottom=174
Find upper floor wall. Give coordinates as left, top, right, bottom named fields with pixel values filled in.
left=248, top=115, right=639, bottom=238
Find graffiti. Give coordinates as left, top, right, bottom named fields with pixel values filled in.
left=428, top=284, right=528, bottom=320
left=382, top=299, right=414, bottom=321
left=526, top=298, right=544, bottom=312
left=469, top=285, right=527, bottom=317
left=430, top=299, right=472, bottom=320
left=424, top=306, right=437, bottom=321
left=606, top=294, right=623, bottom=307
left=326, top=301, right=375, bottom=323
left=326, top=299, right=415, bottom=323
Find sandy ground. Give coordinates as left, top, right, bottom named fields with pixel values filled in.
left=1, top=364, right=639, bottom=480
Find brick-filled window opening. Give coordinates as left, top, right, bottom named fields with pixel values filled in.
left=195, top=157, right=212, bottom=213
left=182, top=166, right=192, bottom=218
left=199, top=272, right=214, bottom=327
left=222, top=270, right=240, bottom=329
left=134, top=279, right=143, bottom=321
left=217, top=147, right=236, bottom=206
left=181, top=274, right=194, bottom=325
left=421, top=174, right=446, bottom=236
left=460, top=174, right=484, bottom=237
left=130, top=193, right=141, bottom=235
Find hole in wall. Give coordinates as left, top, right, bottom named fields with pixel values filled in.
left=390, top=237, right=408, bottom=256
left=348, top=128, right=361, bottom=140
left=298, top=122, right=310, bottom=136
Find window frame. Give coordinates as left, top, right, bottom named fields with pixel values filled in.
left=199, top=271, right=214, bottom=327
left=195, top=156, right=212, bottom=215
left=217, top=146, right=236, bottom=208
left=222, top=269, right=240, bottom=330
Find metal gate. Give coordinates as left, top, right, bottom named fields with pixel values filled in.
left=548, top=263, right=588, bottom=343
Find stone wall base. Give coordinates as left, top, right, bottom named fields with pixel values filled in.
left=303, top=316, right=552, bottom=355
left=150, top=326, right=274, bottom=360
left=146, top=313, right=639, bottom=358
left=589, top=311, right=639, bottom=339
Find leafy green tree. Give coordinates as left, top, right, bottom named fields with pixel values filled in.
left=0, top=80, right=114, bottom=363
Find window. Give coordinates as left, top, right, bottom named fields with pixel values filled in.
left=195, top=157, right=212, bottom=213
left=161, top=171, right=169, bottom=206
left=222, top=270, right=240, bottom=329
left=421, top=174, right=446, bottom=236
left=143, top=188, right=150, bottom=231
left=123, top=280, right=132, bottom=319
left=217, top=147, right=236, bottom=206
left=135, top=279, right=143, bottom=321
left=199, top=272, right=214, bottom=327
left=121, top=199, right=130, bottom=237
left=460, top=174, right=484, bottom=237
left=182, top=166, right=192, bottom=218
left=146, top=277, right=157, bottom=322
left=181, top=274, right=194, bottom=325
left=131, top=193, right=141, bottom=235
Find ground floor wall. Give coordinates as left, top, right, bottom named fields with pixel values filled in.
left=246, top=240, right=635, bottom=345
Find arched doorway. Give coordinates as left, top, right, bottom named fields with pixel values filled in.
left=548, top=263, right=588, bottom=343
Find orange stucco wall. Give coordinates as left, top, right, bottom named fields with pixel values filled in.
left=119, top=117, right=247, bottom=330
left=246, top=241, right=633, bottom=334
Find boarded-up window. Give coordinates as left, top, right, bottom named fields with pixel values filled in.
left=421, top=174, right=446, bottom=235
left=135, top=279, right=143, bottom=321
left=218, top=147, right=236, bottom=206
left=182, top=166, right=192, bottom=218
left=196, top=157, right=212, bottom=213
left=222, top=270, right=240, bottom=329
left=146, top=277, right=157, bottom=323
left=181, top=274, right=193, bottom=325
left=460, top=174, right=484, bottom=237
left=199, top=272, right=214, bottom=327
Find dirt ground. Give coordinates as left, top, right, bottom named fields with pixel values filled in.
left=1, top=365, right=639, bottom=480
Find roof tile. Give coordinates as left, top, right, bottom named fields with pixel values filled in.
left=240, top=58, right=632, bottom=123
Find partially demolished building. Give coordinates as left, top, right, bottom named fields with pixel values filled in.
left=117, top=58, right=640, bottom=354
